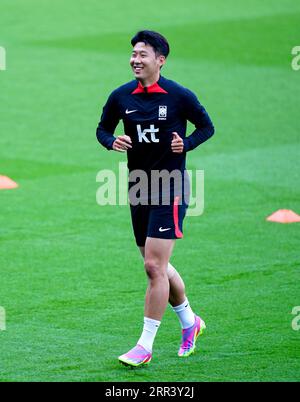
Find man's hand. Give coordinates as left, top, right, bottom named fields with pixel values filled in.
left=171, top=132, right=184, bottom=153
left=113, top=135, right=132, bottom=152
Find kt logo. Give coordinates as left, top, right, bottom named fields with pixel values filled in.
left=137, top=124, right=159, bottom=143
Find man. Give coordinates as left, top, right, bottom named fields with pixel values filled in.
left=97, top=30, right=215, bottom=367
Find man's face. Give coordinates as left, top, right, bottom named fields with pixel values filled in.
left=130, top=42, right=165, bottom=82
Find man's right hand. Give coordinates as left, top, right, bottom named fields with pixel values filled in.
left=112, top=135, right=132, bottom=152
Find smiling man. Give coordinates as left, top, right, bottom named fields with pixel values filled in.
left=96, top=30, right=215, bottom=367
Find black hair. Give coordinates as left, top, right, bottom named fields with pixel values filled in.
left=131, top=30, right=170, bottom=58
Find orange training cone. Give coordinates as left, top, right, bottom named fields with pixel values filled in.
left=266, top=209, right=300, bottom=223
left=0, top=176, right=19, bottom=190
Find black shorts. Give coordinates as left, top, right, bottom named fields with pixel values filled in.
left=130, top=196, right=188, bottom=247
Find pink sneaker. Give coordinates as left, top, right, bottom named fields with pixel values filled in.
left=118, top=344, right=152, bottom=367
left=178, top=315, right=206, bottom=357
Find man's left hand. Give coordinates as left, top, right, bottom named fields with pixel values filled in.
left=171, top=132, right=184, bottom=153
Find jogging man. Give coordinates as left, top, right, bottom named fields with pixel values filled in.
left=97, top=30, right=215, bottom=367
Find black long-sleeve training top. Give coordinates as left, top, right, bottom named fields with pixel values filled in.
left=96, top=75, right=215, bottom=175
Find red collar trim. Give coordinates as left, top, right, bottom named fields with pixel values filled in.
left=132, top=80, right=168, bottom=94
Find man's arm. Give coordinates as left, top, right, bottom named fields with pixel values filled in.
left=96, top=91, right=120, bottom=150
left=96, top=91, right=132, bottom=152
left=182, top=89, right=215, bottom=152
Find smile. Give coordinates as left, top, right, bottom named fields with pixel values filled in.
left=133, top=66, right=144, bottom=72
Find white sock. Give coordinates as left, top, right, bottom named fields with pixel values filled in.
left=172, top=299, right=195, bottom=329
left=137, top=317, right=161, bottom=353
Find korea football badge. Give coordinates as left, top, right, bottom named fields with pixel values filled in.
left=158, top=105, right=167, bottom=120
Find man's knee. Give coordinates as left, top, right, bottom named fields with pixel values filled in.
left=167, top=263, right=177, bottom=279
left=144, top=258, right=167, bottom=281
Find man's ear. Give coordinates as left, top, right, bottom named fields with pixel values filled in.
left=159, top=55, right=166, bottom=68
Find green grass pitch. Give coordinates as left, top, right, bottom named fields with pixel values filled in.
left=0, top=0, right=299, bottom=382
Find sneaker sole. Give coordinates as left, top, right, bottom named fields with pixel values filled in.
left=118, top=356, right=152, bottom=368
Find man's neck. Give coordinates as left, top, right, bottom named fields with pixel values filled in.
left=139, top=73, right=160, bottom=88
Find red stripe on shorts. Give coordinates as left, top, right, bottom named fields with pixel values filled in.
left=173, top=196, right=183, bottom=238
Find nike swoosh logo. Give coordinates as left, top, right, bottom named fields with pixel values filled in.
left=159, top=227, right=171, bottom=232
left=125, top=109, right=138, bottom=114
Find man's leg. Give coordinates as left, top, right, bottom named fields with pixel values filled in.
left=139, top=246, right=186, bottom=307
left=167, top=263, right=187, bottom=307
left=119, top=238, right=175, bottom=367
left=143, top=237, right=174, bottom=320
left=139, top=244, right=205, bottom=357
